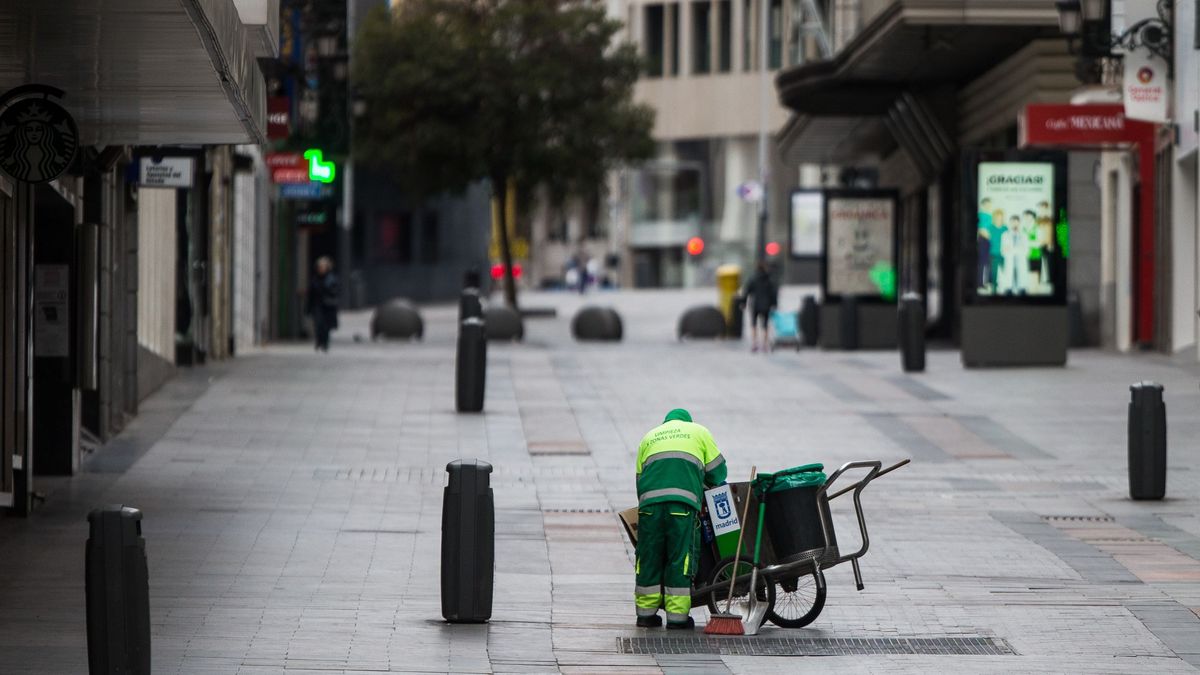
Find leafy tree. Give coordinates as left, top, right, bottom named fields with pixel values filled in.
left=353, top=0, right=654, bottom=308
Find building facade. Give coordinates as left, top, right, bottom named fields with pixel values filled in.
left=0, top=1, right=275, bottom=515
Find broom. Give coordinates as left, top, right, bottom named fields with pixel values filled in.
left=704, top=466, right=757, bottom=636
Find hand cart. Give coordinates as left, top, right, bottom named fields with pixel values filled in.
left=691, top=458, right=909, bottom=628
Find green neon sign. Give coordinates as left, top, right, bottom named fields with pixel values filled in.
left=304, top=149, right=335, bottom=183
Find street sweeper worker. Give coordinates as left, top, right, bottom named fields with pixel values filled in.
left=633, top=408, right=727, bottom=629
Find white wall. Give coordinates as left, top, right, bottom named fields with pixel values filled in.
left=233, top=145, right=269, bottom=353
left=136, top=188, right=176, bottom=360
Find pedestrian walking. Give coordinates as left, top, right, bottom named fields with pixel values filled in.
left=743, top=262, right=778, bottom=352
left=306, top=256, right=339, bottom=352
left=633, top=408, right=727, bottom=630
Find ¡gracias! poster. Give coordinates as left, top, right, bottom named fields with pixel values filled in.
left=975, top=162, right=1056, bottom=297
left=826, top=197, right=894, bottom=297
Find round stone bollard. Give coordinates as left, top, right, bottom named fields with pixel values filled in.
left=371, top=298, right=424, bottom=340
left=678, top=305, right=726, bottom=340
left=1128, top=382, right=1166, bottom=500
left=483, top=306, right=523, bottom=341
left=898, top=292, right=925, bottom=373
left=572, top=306, right=623, bottom=341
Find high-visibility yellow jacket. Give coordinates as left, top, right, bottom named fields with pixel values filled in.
left=635, top=420, right=727, bottom=509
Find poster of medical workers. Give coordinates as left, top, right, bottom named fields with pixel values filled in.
left=975, top=162, right=1058, bottom=297
left=825, top=196, right=896, bottom=298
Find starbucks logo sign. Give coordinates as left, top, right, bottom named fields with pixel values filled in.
left=0, top=87, right=79, bottom=184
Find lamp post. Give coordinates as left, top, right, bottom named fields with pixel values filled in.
left=1054, top=0, right=1174, bottom=82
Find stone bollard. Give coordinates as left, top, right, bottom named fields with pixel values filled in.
left=441, top=460, right=494, bottom=623
left=456, top=318, right=486, bottom=413
left=898, top=292, right=925, bottom=372
left=86, top=505, right=151, bottom=675
left=1128, top=382, right=1166, bottom=500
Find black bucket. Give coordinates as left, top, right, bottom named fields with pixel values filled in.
left=763, top=484, right=838, bottom=565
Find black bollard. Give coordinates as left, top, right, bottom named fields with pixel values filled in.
left=456, top=318, right=486, bottom=413
left=459, top=288, right=483, bottom=321
left=463, top=268, right=482, bottom=290
left=799, top=296, right=819, bottom=347
left=728, top=294, right=745, bottom=339
left=441, top=460, right=495, bottom=623
left=86, top=505, right=151, bottom=675
left=1128, top=382, right=1166, bottom=500
left=899, top=292, right=925, bottom=372
left=840, top=296, right=859, bottom=350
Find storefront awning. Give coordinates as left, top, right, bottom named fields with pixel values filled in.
left=0, top=0, right=268, bottom=146
left=775, top=0, right=1059, bottom=170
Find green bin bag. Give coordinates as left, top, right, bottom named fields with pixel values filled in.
left=756, top=463, right=826, bottom=495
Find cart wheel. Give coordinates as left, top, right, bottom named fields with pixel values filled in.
left=704, top=556, right=776, bottom=621
left=766, top=570, right=825, bottom=628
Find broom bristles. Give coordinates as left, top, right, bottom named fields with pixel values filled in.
left=704, top=613, right=744, bottom=635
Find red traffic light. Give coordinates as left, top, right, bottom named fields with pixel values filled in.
left=765, top=241, right=781, bottom=257
left=686, top=237, right=705, bottom=256
left=491, top=263, right=523, bottom=279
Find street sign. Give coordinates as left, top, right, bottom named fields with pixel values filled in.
left=139, top=157, right=194, bottom=187
left=279, top=183, right=332, bottom=200
left=737, top=180, right=763, bottom=203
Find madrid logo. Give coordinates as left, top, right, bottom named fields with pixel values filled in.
left=713, top=491, right=732, bottom=520
left=0, top=86, right=79, bottom=184
left=1137, top=67, right=1154, bottom=84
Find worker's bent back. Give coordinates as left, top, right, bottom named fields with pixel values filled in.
left=636, top=420, right=727, bottom=509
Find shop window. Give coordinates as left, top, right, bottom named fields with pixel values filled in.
left=769, top=0, right=782, bottom=69
left=668, top=4, right=680, bottom=75
left=376, top=212, right=412, bottom=263
left=718, top=1, right=732, bottom=72
left=693, top=1, right=712, bottom=75
left=420, top=211, right=439, bottom=263
left=644, top=5, right=665, bottom=77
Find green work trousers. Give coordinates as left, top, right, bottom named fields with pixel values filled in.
left=634, top=502, right=699, bottom=624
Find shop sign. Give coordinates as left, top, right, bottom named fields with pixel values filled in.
left=1122, top=51, right=1169, bottom=124
left=139, top=157, right=194, bottom=187
left=0, top=86, right=79, bottom=184
left=280, top=183, right=333, bottom=200
left=1020, top=104, right=1155, bottom=147
left=267, top=97, right=291, bottom=140
left=267, top=152, right=307, bottom=184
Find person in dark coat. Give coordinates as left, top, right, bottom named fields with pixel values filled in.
left=306, top=256, right=339, bottom=352
left=744, top=262, right=778, bottom=353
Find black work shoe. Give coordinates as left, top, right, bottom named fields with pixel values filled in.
left=666, top=617, right=695, bottom=630
left=636, top=615, right=662, bottom=628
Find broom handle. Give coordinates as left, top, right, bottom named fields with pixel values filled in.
left=723, top=466, right=757, bottom=614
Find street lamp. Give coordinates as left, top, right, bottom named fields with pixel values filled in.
left=1054, top=0, right=1174, bottom=81
left=1055, top=0, right=1081, bottom=36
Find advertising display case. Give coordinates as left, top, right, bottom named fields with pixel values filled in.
left=818, top=190, right=900, bottom=350
left=961, top=150, right=1069, bottom=367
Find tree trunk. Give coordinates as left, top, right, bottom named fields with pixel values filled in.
left=494, top=176, right=519, bottom=309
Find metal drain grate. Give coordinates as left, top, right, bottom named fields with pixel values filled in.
left=542, top=507, right=612, bottom=513
left=617, top=636, right=1016, bottom=656
left=1043, top=515, right=1115, bottom=523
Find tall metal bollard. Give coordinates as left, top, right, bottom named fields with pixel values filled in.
left=799, top=295, right=819, bottom=347
left=1128, top=382, right=1166, bottom=500
left=459, top=288, right=482, bottom=321
left=899, top=292, right=925, bottom=372
left=840, top=296, right=859, bottom=350
left=86, top=505, right=151, bottom=675
left=456, top=318, right=486, bottom=413
left=441, top=460, right=494, bottom=623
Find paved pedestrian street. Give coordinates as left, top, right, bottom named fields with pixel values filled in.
left=2, top=288, right=1199, bottom=674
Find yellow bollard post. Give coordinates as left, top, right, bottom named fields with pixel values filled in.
left=715, top=264, right=742, bottom=328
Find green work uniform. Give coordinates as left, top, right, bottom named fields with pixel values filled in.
left=634, top=418, right=727, bottom=624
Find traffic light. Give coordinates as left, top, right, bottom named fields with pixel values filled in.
left=686, top=237, right=705, bottom=256
left=765, top=241, right=781, bottom=257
